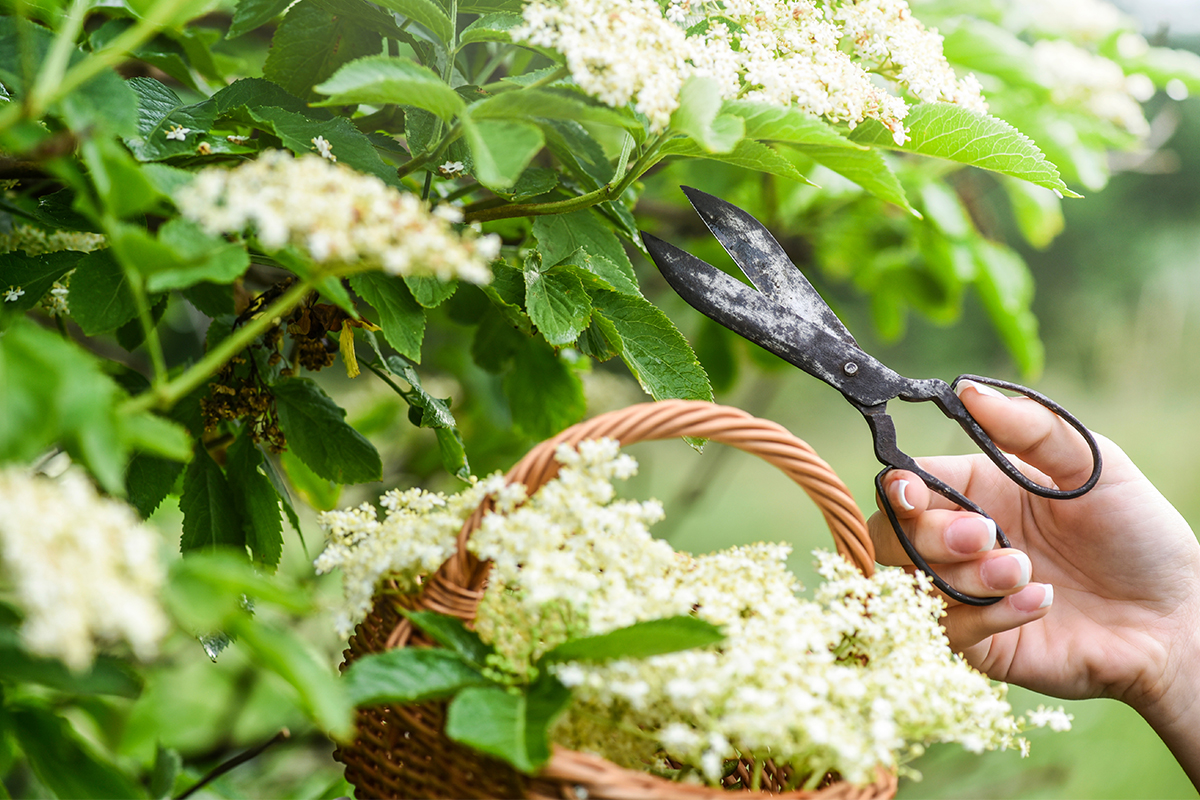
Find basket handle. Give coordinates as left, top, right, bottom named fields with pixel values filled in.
left=425, top=401, right=874, bottom=613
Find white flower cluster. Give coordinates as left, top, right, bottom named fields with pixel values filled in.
left=1009, top=0, right=1130, bottom=44
left=1030, top=39, right=1150, bottom=137
left=0, top=223, right=106, bottom=257
left=176, top=151, right=499, bottom=283
left=0, top=468, right=169, bottom=672
left=320, top=440, right=1060, bottom=786
left=515, top=0, right=985, bottom=140
left=315, top=477, right=508, bottom=638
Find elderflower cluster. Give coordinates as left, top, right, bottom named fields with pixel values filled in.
left=1008, top=0, right=1131, bottom=44
left=0, top=223, right=107, bottom=257
left=315, top=476, right=509, bottom=637
left=1030, top=39, right=1150, bottom=136
left=0, top=468, right=169, bottom=672
left=514, top=0, right=985, bottom=139
left=320, top=440, right=1065, bottom=786
left=176, top=151, right=499, bottom=283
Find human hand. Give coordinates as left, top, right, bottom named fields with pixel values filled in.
left=869, top=381, right=1200, bottom=781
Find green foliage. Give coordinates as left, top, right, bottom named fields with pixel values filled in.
left=0, top=0, right=1187, bottom=793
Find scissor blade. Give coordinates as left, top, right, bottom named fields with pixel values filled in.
left=680, top=186, right=859, bottom=349
left=643, top=232, right=904, bottom=406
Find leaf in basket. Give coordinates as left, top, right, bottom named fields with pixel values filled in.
left=445, top=673, right=571, bottom=773
left=538, top=615, right=724, bottom=665
left=402, top=610, right=495, bottom=668
left=343, top=648, right=491, bottom=705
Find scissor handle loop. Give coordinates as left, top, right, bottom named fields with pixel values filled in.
left=951, top=374, right=1103, bottom=500
left=875, top=467, right=1010, bottom=606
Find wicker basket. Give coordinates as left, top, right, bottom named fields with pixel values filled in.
left=334, top=400, right=900, bottom=799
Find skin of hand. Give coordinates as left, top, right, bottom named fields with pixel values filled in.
left=869, top=380, right=1200, bottom=786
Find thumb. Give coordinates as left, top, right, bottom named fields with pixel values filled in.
left=955, top=379, right=1097, bottom=493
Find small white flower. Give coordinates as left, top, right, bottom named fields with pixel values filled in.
left=3, top=285, right=23, bottom=302
left=227, top=134, right=251, bottom=145
left=165, top=125, right=190, bottom=141
left=176, top=151, right=496, bottom=284
left=438, top=160, right=465, bottom=177
left=311, top=135, right=337, bottom=161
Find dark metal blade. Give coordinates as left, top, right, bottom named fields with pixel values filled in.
left=680, top=185, right=860, bottom=349
left=642, top=232, right=906, bottom=407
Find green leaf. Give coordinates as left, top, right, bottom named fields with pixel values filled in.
left=460, top=12, right=525, bottom=44
left=725, top=100, right=867, bottom=148
left=471, top=88, right=641, bottom=134
left=280, top=446, right=341, bottom=510
left=850, top=104, right=1076, bottom=196
left=351, top=273, right=425, bottom=362
left=472, top=308, right=527, bottom=372
left=657, top=136, right=806, bottom=184
left=435, top=426, right=471, bottom=481
left=555, top=249, right=640, bottom=296
left=792, top=143, right=915, bottom=214
left=263, top=0, right=382, bottom=101
left=503, top=338, right=586, bottom=439
left=445, top=676, right=571, bottom=773
left=670, top=75, right=744, bottom=153
left=121, top=408, right=193, bottom=462
left=128, top=218, right=252, bottom=293
left=124, top=77, right=217, bottom=161
left=371, top=0, right=454, bottom=43
left=229, top=617, right=355, bottom=739
left=541, top=119, right=613, bottom=190
left=590, top=290, right=712, bottom=403
left=0, top=18, right=138, bottom=137
left=344, top=648, right=491, bottom=706
left=494, top=166, right=558, bottom=202
left=971, top=239, right=1043, bottom=377
left=78, top=136, right=164, bottom=218
left=273, top=377, right=383, bottom=484
left=126, top=454, right=185, bottom=519
left=0, top=249, right=83, bottom=315
left=532, top=209, right=636, bottom=288
left=150, top=745, right=182, bottom=800
left=314, top=56, right=465, bottom=122
left=402, top=611, right=495, bottom=667
left=383, top=356, right=457, bottom=428
left=540, top=616, right=723, bottom=664
left=1002, top=176, right=1064, bottom=250
left=463, top=116, right=545, bottom=191
left=405, top=275, right=459, bottom=308
left=245, top=104, right=401, bottom=186
left=12, top=706, right=146, bottom=799
left=229, top=0, right=293, bottom=38
left=213, top=76, right=323, bottom=118
left=226, top=432, right=285, bottom=571
left=524, top=267, right=591, bottom=346
left=0, top=321, right=127, bottom=492
left=180, top=445, right=245, bottom=553
left=64, top=250, right=137, bottom=335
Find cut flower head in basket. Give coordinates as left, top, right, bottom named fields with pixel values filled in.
left=318, top=438, right=1069, bottom=790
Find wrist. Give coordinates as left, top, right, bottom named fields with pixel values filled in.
left=1128, top=599, right=1200, bottom=788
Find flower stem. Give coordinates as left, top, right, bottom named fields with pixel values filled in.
left=121, top=279, right=314, bottom=415
left=462, top=133, right=666, bottom=223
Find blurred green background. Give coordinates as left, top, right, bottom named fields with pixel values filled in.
left=118, top=8, right=1200, bottom=800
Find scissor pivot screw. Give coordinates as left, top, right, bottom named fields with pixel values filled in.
left=843, top=362, right=859, bottom=376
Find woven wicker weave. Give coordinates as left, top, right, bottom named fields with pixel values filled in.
left=335, top=400, right=899, bottom=799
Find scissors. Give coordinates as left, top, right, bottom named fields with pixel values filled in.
left=642, top=186, right=1103, bottom=606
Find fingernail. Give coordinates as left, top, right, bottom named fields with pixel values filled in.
left=892, top=479, right=916, bottom=511
left=1010, top=583, right=1053, bottom=613
left=946, top=516, right=997, bottom=554
left=982, top=551, right=1032, bottom=590
left=955, top=379, right=1007, bottom=400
